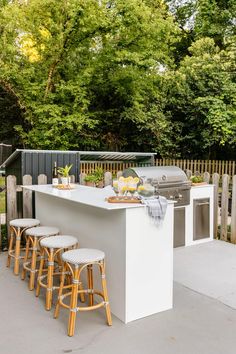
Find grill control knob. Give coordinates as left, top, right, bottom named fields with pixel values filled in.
left=169, top=195, right=174, bottom=199
left=178, top=194, right=183, bottom=199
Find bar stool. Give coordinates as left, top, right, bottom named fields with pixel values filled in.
left=7, top=218, right=40, bottom=275
left=21, top=226, right=60, bottom=290
left=54, top=248, right=112, bottom=337
left=36, top=235, right=79, bottom=311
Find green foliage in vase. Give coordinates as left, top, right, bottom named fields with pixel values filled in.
left=84, top=167, right=104, bottom=184
left=57, top=164, right=73, bottom=178
left=84, top=175, right=97, bottom=184
left=191, top=175, right=204, bottom=184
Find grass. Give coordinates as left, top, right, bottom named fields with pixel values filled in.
left=0, top=176, right=6, bottom=214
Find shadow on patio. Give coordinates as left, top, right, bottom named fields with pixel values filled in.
left=1, top=240, right=236, bottom=354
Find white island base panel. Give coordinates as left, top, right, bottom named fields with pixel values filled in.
left=34, top=190, right=174, bottom=323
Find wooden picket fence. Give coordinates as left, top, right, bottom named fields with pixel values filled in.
left=80, top=159, right=236, bottom=179
left=80, top=161, right=150, bottom=175
left=156, top=159, right=236, bottom=179
left=1, top=170, right=236, bottom=248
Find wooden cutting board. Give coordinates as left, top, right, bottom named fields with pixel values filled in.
left=106, top=196, right=141, bottom=204
left=52, top=184, right=76, bottom=190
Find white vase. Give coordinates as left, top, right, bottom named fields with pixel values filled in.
left=61, top=177, right=69, bottom=185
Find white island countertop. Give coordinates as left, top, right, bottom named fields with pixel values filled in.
left=28, top=183, right=175, bottom=323
left=23, top=184, right=175, bottom=211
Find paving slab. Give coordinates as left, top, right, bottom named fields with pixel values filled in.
left=1, top=251, right=236, bottom=354
left=174, top=240, right=236, bottom=309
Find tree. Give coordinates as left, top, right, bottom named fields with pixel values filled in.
left=166, top=38, right=236, bottom=158
left=0, top=0, right=180, bottom=154
left=85, top=0, right=181, bottom=154
left=0, top=0, right=107, bottom=149
left=0, top=85, right=24, bottom=145
left=194, top=0, right=236, bottom=48
left=0, top=0, right=235, bottom=159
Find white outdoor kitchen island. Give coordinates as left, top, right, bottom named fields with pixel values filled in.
left=24, top=184, right=175, bottom=324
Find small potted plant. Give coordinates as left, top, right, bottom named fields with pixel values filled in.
left=84, top=168, right=104, bottom=188
left=84, top=174, right=97, bottom=187
left=190, top=175, right=206, bottom=186
left=94, top=167, right=104, bottom=188
left=57, top=164, right=73, bottom=185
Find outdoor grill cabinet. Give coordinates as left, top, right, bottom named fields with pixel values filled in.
left=173, top=186, right=213, bottom=247
left=174, top=187, right=213, bottom=247
left=185, top=185, right=214, bottom=246
left=123, top=166, right=214, bottom=248
left=23, top=184, right=175, bottom=324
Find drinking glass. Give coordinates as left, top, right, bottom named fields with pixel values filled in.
left=112, top=180, right=119, bottom=196
left=118, top=180, right=127, bottom=196
left=128, top=182, right=137, bottom=197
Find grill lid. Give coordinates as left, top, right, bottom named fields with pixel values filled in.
left=123, top=166, right=189, bottom=186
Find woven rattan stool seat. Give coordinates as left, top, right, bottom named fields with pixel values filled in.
left=9, top=218, right=40, bottom=228
left=37, top=235, right=78, bottom=311
left=25, top=226, right=59, bottom=237
left=7, top=218, right=40, bottom=275
left=40, top=235, right=78, bottom=249
left=62, top=248, right=105, bottom=265
left=22, top=226, right=59, bottom=290
left=55, top=248, right=111, bottom=336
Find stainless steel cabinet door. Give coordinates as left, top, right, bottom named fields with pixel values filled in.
left=174, top=207, right=185, bottom=247
left=193, top=198, right=210, bottom=240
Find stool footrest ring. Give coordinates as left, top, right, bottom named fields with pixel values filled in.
left=58, top=289, right=106, bottom=312
left=38, top=271, right=70, bottom=291
left=23, top=256, right=42, bottom=272
left=8, top=249, right=26, bottom=260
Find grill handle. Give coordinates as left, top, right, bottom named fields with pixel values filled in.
left=195, top=202, right=210, bottom=206
left=158, top=181, right=190, bottom=186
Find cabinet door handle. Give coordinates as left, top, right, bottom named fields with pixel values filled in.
left=196, top=202, right=210, bottom=206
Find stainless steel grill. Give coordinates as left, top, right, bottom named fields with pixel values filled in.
left=123, top=166, right=191, bottom=207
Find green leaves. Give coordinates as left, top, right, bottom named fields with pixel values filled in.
left=0, top=0, right=235, bottom=159
left=84, top=167, right=104, bottom=184
left=57, top=164, right=73, bottom=177
left=167, top=35, right=236, bottom=157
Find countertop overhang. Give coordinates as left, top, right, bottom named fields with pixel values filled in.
left=23, top=184, right=175, bottom=211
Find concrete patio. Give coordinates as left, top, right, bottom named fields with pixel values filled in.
left=1, top=240, right=236, bottom=354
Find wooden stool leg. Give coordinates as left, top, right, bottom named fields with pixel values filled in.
left=78, top=281, right=85, bottom=303
left=54, top=263, right=66, bottom=319
left=87, top=264, right=94, bottom=306
left=6, top=228, right=14, bottom=268
left=100, top=261, right=112, bottom=326
left=21, top=236, right=31, bottom=280
left=45, top=248, right=54, bottom=311
left=36, top=249, right=45, bottom=297
left=56, top=250, right=63, bottom=269
left=14, top=228, right=21, bottom=275
left=29, top=237, right=38, bottom=290
left=68, top=266, right=79, bottom=337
